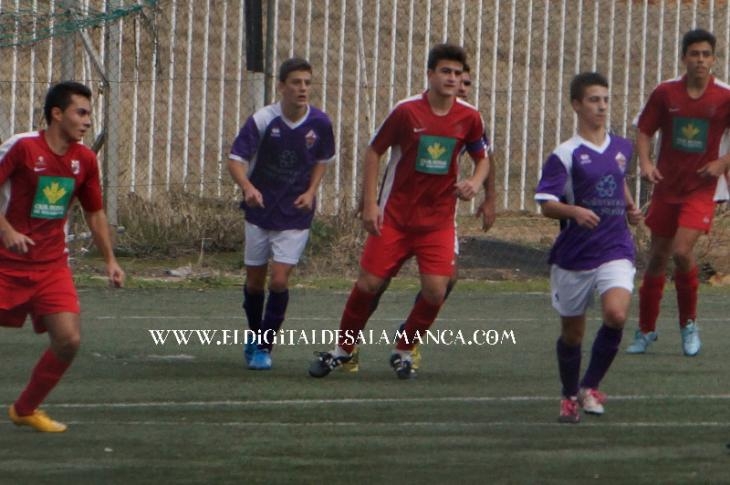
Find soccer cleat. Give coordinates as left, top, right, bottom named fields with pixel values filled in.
left=309, top=351, right=351, bottom=378
left=340, top=346, right=360, bottom=372
left=397, top=322, right=421, bottom=372
left=680, top=321, right=701, bottom=357
left=243, top=334, right=257, bottom=365
left=578, top=388, right=606, bottom=415
left=625, top=329, right=658, bottom=354
left=557, top=397, right=580, bottom=424
left=8, top=405, right=67, bottom=433
left=248, top=348, right=272, bottom=370
left=389, top=352, right=413, bottom=380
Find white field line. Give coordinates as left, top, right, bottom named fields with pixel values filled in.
left=41, top=394, right=730, bottom=409
left=42, top=421, right=730, bottom=428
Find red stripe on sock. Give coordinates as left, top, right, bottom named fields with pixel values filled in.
left=14, top=349, right=71, bottom=416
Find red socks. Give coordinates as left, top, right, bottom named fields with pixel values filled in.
left=639, top=273, right=666, bottom=333
left=674, top=266, right=699, bottom=327
left=14, top=349, right=71, bottom=416
left=396, top=297, right=443, bottom=351
left=337, top=285, right=379, bottom=353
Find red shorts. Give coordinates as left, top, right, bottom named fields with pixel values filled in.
left=0, top=266, right=79, bottom=333
left=645, top=191, right=716, bottom=237
left=360, top=224, right=456, bottom=278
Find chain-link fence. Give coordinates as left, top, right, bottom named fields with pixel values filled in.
left=1, top=0, right=729, bottom=274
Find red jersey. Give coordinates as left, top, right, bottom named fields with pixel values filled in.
left=372, top=92, right=487, bottom=231
left=0, top=131, right=103, bottom=270
left=636, top=75, right=730, bottom=200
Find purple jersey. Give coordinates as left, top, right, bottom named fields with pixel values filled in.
left=535, top=134, right=635, bottom=270
left=230, top=103, right=335, bottom=230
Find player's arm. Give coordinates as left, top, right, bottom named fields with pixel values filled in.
left=294, top=162, right=327, bottom=211
left=623, top=180, right=642, bottom=226
left=0, top=214, right=35, bottom=254
left=540, top=200, right=599, bottom=229
left=361, top=146, right=383, bottom=236
left=455, top=154, right=489, bottom=201
left=84, top=209, right=125, bottom=287
left=476, top=153, right=497, bottom=231
left=227, top=159, right=264, bottom=208
left=637, top=131, right=663, bottom=184
left=697, top=152, right=730, bottom=178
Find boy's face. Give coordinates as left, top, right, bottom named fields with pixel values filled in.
left=572, top=85, right=609, bottom=131
left=457, top=72, right=472, bottom=100
left=278, top=69, right=312, bottom=110
left=682, top=41, right=715, bottom=80
left=428, top=60, right=463, bottom=98
left=53, top=94, right=92, bottom=142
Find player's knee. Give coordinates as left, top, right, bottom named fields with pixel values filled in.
left=671, top=250, right=693, bottom=269
left=603, top=307, right=628, bottom=327
left=52, top=334, right=80, bottom=361
left=560, top=331, right=583, bottom=347
left=268, top=277, right=289, bottom=292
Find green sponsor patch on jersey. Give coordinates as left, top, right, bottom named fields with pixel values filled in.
left=415, top=135, right=456, bottom=174
left=31, top=176, right=74, bottom=219
left=672, top=117, right=708, bottom=153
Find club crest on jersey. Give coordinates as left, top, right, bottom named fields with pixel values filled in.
left=305, top=129, right=318, bottom=149
left=71, top=160, right=80, bottom=175
left=615, top=152, right=627, bottom=173
left=34, top=156, right=47, bottom=172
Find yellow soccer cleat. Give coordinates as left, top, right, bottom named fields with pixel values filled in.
left=9, top=405, right=67, bottom=433
left=411, top=344, right=422, bottom=371
left=340, top=346, right=360, bottom=372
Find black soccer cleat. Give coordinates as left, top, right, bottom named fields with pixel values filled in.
left=308, top=351, right=351, bottom=378
left=389, top=353, right=413, bottom=380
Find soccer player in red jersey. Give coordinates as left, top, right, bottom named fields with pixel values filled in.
left=0, top=81, right=125, bottom=432
left=309, top=43, right=490, bottom=379
left=626, top=29, right=730, bottom=356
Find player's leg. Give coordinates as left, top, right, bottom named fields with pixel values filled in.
left=557, top=315, right=585, bottom=424
left=579, top=260, right=635, bottom=415
left=250, top=229, right=308, bottom=370
left=550, top=264, right=593, bottom=424
left=310, top=226, right=406, bottom=378
left=242, top=222, right=271, bottom=365
left=391, top=227, right=453, bottom=379
left=11, top=312, right=79, bottom=433
left=628, top=198, right=678, bottom=354
left=671, top=195, right=714, bottom=356
left=341, top=277, right=392, bottom=373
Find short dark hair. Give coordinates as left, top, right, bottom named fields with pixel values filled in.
left=682, top=28, right=716, bottom=56
left=278, top=57, right=312, bottom=83
left=462, top=62, right=471, bottom=74
left=570, top=72, right=608, bottom=102
left=427, top=43, right=467, bottom=71
left=44, top=81, right=92, bottom=125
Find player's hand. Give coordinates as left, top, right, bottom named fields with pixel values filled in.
left=625, top=203, right=642, bottom=226
left=294, top=192, right=315, bottom=211
left=696, top=159, right=728, bottom=178
left=475, top=199, right=496, bottom=232
left=454, top=179, right=480, bottom=201
left=572, top=206, right=600, bottom=229
left=1, top=228, right=35, bottom=254
left=107, top=260, right=125, bottom=288
left=361, top=201, right=383, bottom=236
left=243, top=186, right=264, bottom=208
left=640, top=162, right=663, bottom=184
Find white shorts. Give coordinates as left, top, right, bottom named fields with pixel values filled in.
left=244, top=222, right=310, bottom=266
left=550, top=259, right=636, bottom=317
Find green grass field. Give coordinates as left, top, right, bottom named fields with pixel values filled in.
left=1, top=284, right=729, bottom=484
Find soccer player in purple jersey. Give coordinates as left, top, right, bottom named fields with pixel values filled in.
left=535, top=72, right=642, bottom=423
left=228, top=58, right=335, bottom=370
